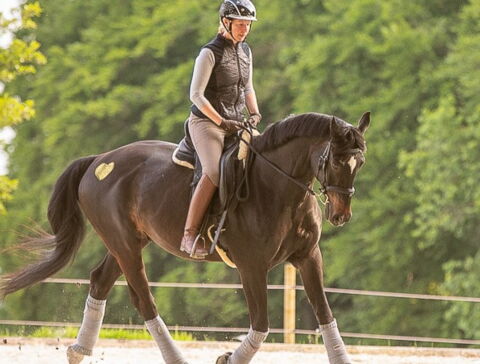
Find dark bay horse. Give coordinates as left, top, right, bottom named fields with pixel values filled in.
left=1, top=112, right=370, bottom=364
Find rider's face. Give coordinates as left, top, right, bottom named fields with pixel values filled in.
left=226, top=19, right=251, bottom=42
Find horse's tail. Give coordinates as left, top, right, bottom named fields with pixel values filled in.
left=0, top=155, right=97, bottom=299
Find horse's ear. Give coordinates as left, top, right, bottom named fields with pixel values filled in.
left=330, top=115, right=343, bottom=138
left=357, top=112, right=370, bottom=134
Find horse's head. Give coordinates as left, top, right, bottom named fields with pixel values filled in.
left=312, top=112, right=370, bottom=226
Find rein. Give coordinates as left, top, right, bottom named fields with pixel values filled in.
left=238, top=127, right=316, bottom=197
left=237, top=126, right=361, bottom=203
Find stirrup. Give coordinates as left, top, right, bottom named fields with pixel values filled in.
left=189, top=234, right=208, bottom=259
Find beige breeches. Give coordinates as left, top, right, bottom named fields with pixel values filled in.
left=188, top=113, right=228, bottom=187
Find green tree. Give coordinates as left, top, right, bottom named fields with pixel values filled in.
left=400, top=0, right=480, bottom=339
left=0, top=2, right=45, bottom=214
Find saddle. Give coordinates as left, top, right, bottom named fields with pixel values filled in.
left=172, top=119, right=257, bottom=259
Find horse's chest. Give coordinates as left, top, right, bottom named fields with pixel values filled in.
left=296, top=225, right=314, bottom=240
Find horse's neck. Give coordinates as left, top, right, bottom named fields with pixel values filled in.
left=272, top=138, right=308, bottom=171
left=252, top=137, right=315, bottom=203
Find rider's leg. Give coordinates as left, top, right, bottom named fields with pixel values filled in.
left=180, top=173, right=217, bottom=258
left=180, top=114, right=225, bottom=258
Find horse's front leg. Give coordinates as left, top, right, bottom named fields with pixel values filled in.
left=217, top=266, right=269, bottom=364
left=295, top=246, right=351, bottom=364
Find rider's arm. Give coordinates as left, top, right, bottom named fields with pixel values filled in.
left=245, top=52, right=260, bottom=116
left=190, top=48, right=224, bottom=126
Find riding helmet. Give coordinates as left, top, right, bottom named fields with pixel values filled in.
left=219, top=0, right=257, bottom=21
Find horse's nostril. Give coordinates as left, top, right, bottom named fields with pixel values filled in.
left=331, top=213, right=351, bottom=226
left=345, top=212, right=352, bottom=222
left=332, top=214, right=342, bottom=225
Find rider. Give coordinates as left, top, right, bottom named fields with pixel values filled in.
left=180, top=0, right=262, bottom=259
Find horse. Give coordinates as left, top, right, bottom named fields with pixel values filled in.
left=0, top=111, right=370, bottom=364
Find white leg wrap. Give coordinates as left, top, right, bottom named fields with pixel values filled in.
left=69, top=295, right=106, bottom=357
left=319, top=319, right=351, bottom=364
left=67, top=295, right=107, bottom=364
left=66, top=346, right=85, bottom=364
left=145, top=315, right=187, bottom=364
left=228, top=328, right=268, bottom=364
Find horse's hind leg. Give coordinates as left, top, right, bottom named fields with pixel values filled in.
left=115, top=249, right=186, bottom=364
left=67, top=253, right=122, bottom=364
left=294, top=246, right=351, bottom=364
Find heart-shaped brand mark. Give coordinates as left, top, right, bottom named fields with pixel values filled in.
left=95, top=162, right=115, bottom=181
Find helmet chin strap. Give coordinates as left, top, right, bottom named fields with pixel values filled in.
left=222, top=18, right=239, bottom=42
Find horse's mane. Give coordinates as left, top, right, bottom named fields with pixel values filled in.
left=252, top=113, right=331, bottom=152
left=252, top=113, right=366, bottom=153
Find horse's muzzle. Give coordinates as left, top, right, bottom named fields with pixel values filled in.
left=325, top=197, right=352, bottom=226
left=328, top=211, right=352, bottom=226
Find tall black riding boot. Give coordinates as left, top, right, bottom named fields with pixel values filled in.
left=180, top=174, right=217, bottom=259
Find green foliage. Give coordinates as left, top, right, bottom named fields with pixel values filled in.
left=0, top=175, right=17, bottom=214
left=0, top=2, right=45, bottom=214
left=0, top=0, right=479, bottom=346
left=0, top=3, right=45, bottom=84
left=0, top=94, right=35, bottom=127
left=399, top=0, right=480, bottom=340
left=0, top=325, right=195, bottom=341
left=441, top=252, right=480, bottom=339
left=0, top=2, right=45, bottom=126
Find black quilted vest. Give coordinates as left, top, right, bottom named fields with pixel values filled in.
left=191, top=33, right=251, bottom=121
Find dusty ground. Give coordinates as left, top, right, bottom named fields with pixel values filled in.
left=1, top=337, right=480, bottom=363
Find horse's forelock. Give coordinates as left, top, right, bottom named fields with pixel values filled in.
left=332, top=126, right=366, bottom=156
left=350, top=127, right=366, bottom=152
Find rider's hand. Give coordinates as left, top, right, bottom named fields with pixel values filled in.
left=247, top=113, right=262, bottom=127
left=220, top=118, right=243, bottom=134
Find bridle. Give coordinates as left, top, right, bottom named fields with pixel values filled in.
left=315, top=142, right=361, bottom=204
left=238, top=126, right=362, bottom=203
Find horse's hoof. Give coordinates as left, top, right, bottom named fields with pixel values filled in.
left=67, top=345, right=85, bottom=364
left=216, top=351, right=232, bottom=364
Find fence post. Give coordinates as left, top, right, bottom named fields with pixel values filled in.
left=283, top=263, right=296, bottom=344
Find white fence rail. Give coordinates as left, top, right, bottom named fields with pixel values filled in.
left=38, top=277, right=480, bottom=303
left=1, top=273, right=480, bottom=346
